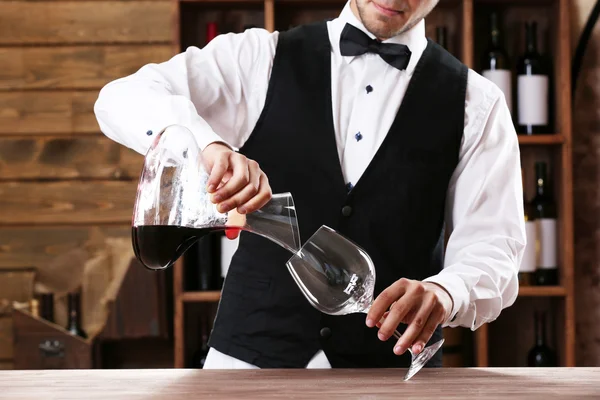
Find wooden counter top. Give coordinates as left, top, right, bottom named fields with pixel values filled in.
left=0, top=368, right=598, bottom=399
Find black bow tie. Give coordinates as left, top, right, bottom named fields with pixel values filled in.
left=339, top=23, right=412, bottom=70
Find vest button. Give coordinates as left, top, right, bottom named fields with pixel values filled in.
left=320, top=327, right=332, bottom=339
left=341, top=205, right=352, bottom=217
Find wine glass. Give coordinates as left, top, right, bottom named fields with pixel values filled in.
left=131, top=124, right=301, bottom=270
left=285, top=225, right=444, bottom=381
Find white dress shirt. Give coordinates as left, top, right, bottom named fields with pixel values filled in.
left=95, top=1, right=526, bottom=365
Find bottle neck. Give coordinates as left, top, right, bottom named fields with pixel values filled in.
left=536, top=177, right=546, bottom=196
left=535, top=163, right=548, bottom=197
left=535, top=312, right=547, bottom=346
left=67, top=293, right=81, bottom=328
left=525, top=22, right=538, bottom=53
left=489, top=14, right=501, bottom=48
left=206, top=22, right=218, bottom=43
left=200, top=307, right=209, bottom=347
left=521, top=169, right=530, bottom=218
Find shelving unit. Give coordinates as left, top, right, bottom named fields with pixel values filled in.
left=172, top=0, right=574, bottom=369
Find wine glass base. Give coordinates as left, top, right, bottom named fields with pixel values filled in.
left=403, top=338, right=445, bottom=381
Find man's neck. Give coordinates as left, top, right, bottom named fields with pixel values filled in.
left=348, top=0, right=424, bottom=42
left=349, top=0, right=385, bottom=40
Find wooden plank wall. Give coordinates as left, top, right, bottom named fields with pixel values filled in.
left=0, top=1, right=175, bottom=268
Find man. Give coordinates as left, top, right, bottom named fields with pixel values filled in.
left=95, top=0, right=525, bottom=369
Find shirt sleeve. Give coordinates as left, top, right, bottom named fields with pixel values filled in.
left=423, top=71, right=526, bottom=331
left=93, top=28, right=278, bottom=156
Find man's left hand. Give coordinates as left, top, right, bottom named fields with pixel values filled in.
left=365, top=278, right=454, bottom=356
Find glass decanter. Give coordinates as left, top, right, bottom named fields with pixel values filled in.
left=131, top=124, right=301, bottom=270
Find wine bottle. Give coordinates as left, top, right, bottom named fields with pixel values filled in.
left=532, top=162, right=558, bottom=285
left=527, top=311, right=556, bottom=367
left=196, top=235, right=219, bottom=291
left=520, top=168, right=536, bottom=286
left=206, top=22, right=218, bottom=44
left=436, top=26, right=448, bottom=50
left=66, top=290, right=87, bottom=339
left=517, top=21, right=550, bottom=134
left=482, top=12, right=512, bottom=113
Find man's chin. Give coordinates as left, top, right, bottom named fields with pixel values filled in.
left=364, top=20, right=405, bottom=40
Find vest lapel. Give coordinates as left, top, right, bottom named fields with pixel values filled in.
left=344, top=39, right=434, bottom=200
left=309, top=28, right=348, bottom=199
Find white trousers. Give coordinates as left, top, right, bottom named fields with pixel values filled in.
left=203, top=348, right=332, bottom=369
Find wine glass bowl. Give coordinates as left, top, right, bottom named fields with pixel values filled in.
left=285, top=225, right=444, bottom=381
left=131, top=124, right=301, bottom=270
left=285, top=226, right=375, bottom=315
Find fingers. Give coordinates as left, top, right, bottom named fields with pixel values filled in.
left=204, top=148, right=272, bottom=215
left=212, top=154, right=250, bottom=206
left=366, top=278, right=408, bottom=328
left=377, top=286, right=421, bottom=342
left=367, top=278, right=449, bottom=358
left=393, top=292, right=439, bottom=355
left=410, top=302, right=445, bottom=355
left=217, top=175, right=257, bottom=213
left=235, top=160, right=263, bottom=213
left=375, top=311, right=390, bottom=328
left=238, top=175, right=272, bottom=214
left=215, top=160, right=271, bottom=214
left=207, top=152, right=230, bottom=193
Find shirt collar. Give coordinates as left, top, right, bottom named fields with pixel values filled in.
left=327, top=1, right=428, bottom=74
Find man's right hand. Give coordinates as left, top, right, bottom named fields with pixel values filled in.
left=202, top=142, right=272, bottom=215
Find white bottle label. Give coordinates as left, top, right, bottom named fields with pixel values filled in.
left=483, top=69, right=512, bottom=113
left=537, top=218, right=557, bottom=269
left=517, top=75, right=548, bottom=125
left=220, top=234, right=239, bottom=279
left=521, top=220, right=537, bottom=273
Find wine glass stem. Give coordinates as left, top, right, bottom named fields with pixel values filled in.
left=378, top=316, right=403, bottom=341
left=378, top=317, right=414, bottom=356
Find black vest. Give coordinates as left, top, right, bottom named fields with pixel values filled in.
left=208, top=21, right=468, bottom=369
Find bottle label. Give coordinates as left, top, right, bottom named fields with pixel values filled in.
left=517, top=75, right=548, bottom=125
left=537, top=218, right=557, bottom=269
left=220, top=234, right=239, bottom=278
left=521, top=220, right=537, bottom=273
left=483, top=69, right=512, bottom=113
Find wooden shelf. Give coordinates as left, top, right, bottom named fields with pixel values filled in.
left=519, top=286, right=567, bottom=297
left=274, top=0, right=345, bottom=4
left=180, top=291, right=221, bottom=302
left=518, top=134, right=565, bottom=145
left=475, top=0, right=554, bottom=4
left=179, top=0, right=263, bottom=4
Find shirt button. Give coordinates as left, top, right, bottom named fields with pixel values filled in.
left=146, top=130, right=153, bottom=136
left=320, top=327, right=332, bottom=339
left=355, top=132, right=363, bottom=141
left=341, top=205, right=352, bottom=217
left=366, top=85, right=373, bottom=94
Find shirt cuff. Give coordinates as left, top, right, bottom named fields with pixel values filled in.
left=186, top=115, right=233, bottom=151
left=423, top=272, right=470, bottom=327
